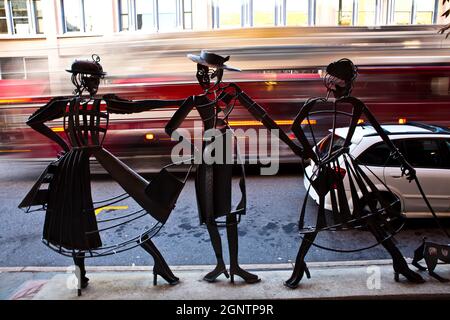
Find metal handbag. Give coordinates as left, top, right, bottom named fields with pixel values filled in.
left=145, top=163, right=193, bottom=224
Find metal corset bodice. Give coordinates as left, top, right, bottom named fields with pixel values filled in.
left=63, top=98, right=109, bottom=148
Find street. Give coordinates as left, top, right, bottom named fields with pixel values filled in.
left=0, top=160, right=448, bottom=268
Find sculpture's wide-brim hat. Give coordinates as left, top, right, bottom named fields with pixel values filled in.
left=187, top=50, right=241, bottom=72
left=66, top=60, right=106, bottom=76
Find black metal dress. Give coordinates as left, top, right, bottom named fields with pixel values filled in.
left=19, top=94, right=186, bottom=294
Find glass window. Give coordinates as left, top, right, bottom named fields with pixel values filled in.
left=218, top=0, right=241, bottom=28
left=415, top=0, right=435, bottom=24
left=0, top=1, right=7, bottom=34
left=83, top=1, right=103, bottom=33
left=183, top=0, right=192, bottom=29
left=403, top=139, right=443, bottom=168
left=33, top=0, right=43, bottom=33
left=285, top=0, right=308, bottom=26
left=357, top=142, right=401, bottom=166
left=136, top=0, right=155, bottom=31
left=339, top=0, right=353, bottom=26
left=11, top=0, right=31, bottom=34
left=357, top=0, right=376, bottom=26
left=315, top=0, right=339, bottom=26
left=158, top=0, right=177, bottom=31
left=63, top=0, right=82, bottom=32
left=253, top=0, right=275, bottom=27
left=393, top=0, right=412, bottom=25
left=119, top=0, right=129, bottom=31
left=317, top=134, right=346, bottom=159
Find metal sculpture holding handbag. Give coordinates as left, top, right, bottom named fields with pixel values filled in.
left=18, top=55, right=189, bottom=296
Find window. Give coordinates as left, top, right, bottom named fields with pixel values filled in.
left=135, top=0, right=155, bottom=31
left=315, top=0, right=339, bottom=26
left=252, top=0, right=275, bottom=27
left=285, top=0, right=309, bottom=26
left=119, top=0, right=190, bottom=32
left=357, top=141, right=402, bottom=166
left=158, top=0, right=177, bottom=31
left=357, top=0, right=376, bottom=26
left=0, top=0, right=42, bottom=35
left=183, top=0, right=192, bottom=29
left=62, top=0, right=104, bottom=33
left=215, top=0, right=242, bottom=29
left=339, top=0, right=354, bottom=26
left=11, top=0, right=30, bottom=34
left=0, top=1, right=7, bottom=33
left=393, top=0, right=412, bottom=24
left=119, top=0, right=129, bottom=31
left=33, top=0, right=42, bottom=33
left=317, top=133, right=346, bottom=159
left=415, top=0, right=435, bottom=24
left=62, top=0, right=81, bottom=32
left=403, top=139, right=445, bottom=168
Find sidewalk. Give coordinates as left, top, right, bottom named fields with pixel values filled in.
left=2, top=260, right=450, bottom=300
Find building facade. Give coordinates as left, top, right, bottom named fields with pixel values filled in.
left=0, top=0, right=449, bottom=86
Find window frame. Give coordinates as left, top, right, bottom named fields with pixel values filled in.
left=388, top=0, right=438, bottom=25
left=118, top=0, right=190, bottom=33
left=0, top=0, right=42, bottom=36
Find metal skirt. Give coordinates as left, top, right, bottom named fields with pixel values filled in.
left=42, top=148, right=102, bottom=250
left=195, top=163, right=233, bottom=225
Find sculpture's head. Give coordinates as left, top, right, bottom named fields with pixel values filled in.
left=187, top=50, right=241, bottom=90
left=324, top=58, right=357, bottom=98
left=66, top=54, right=106, bottom=97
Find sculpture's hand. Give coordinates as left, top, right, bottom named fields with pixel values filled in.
left=391, top=150, right=416, bottom=182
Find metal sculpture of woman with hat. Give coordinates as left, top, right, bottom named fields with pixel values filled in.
left=19, top=55, right=187, bottom=295
left=284, top=58, right=425, bottom=288
left=165, top=51, right=303, bottom=284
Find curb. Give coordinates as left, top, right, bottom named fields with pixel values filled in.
left=0, top=259, right=409, bottom=273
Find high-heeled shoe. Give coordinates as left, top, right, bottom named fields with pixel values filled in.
left=153, top=264, right=179, bottom=285
left=229, top=266, right=260, bottom=284
left=203, top=263, right=230, bottom=282
left=393, top=263, right=425, bottom=283
left=139, top=236, right=179, bottom=286
left=284, top=261, right=311, bottom=289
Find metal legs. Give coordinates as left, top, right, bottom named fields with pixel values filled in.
left=73, top=252, right=88, bottom=296
left=204, top=214, right=259, bottom=284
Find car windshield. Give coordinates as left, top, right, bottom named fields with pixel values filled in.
left=316, top=133, right=346, bottom=159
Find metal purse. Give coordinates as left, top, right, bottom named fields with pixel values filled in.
left=144, top=163, right=193, bottom=224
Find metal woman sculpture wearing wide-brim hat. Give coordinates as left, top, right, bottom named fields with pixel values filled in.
left=165, top=51, right=302, bottom=284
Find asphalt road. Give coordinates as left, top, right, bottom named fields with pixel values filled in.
left=0, top=160, right=448, bottom=268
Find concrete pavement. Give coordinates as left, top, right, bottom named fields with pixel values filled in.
left=2, top=260, right=450, bottom=300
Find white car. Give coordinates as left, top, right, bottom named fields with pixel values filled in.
left=304, top=123, right=450, bottom=218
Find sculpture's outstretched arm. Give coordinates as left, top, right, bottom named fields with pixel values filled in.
left=229, top=83, right=304, bottom=158
left=164, top=96, right=196, bottom=136
left=103, top=94, right=186, bottom=114
left=339, top=96, right=415, bottom=181
left=26, top=97, right=71, bottom=152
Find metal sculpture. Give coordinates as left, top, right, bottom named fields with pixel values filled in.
left=284, top=58, right=425, bottom=288
left=165, top=51, right=302, bottom=284
left=413, top=238, right=450, bottom=282
left=18, top=55, right=187, bottom=295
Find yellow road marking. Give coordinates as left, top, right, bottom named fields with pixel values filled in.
left=95, top=205, right=128, bottom=216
